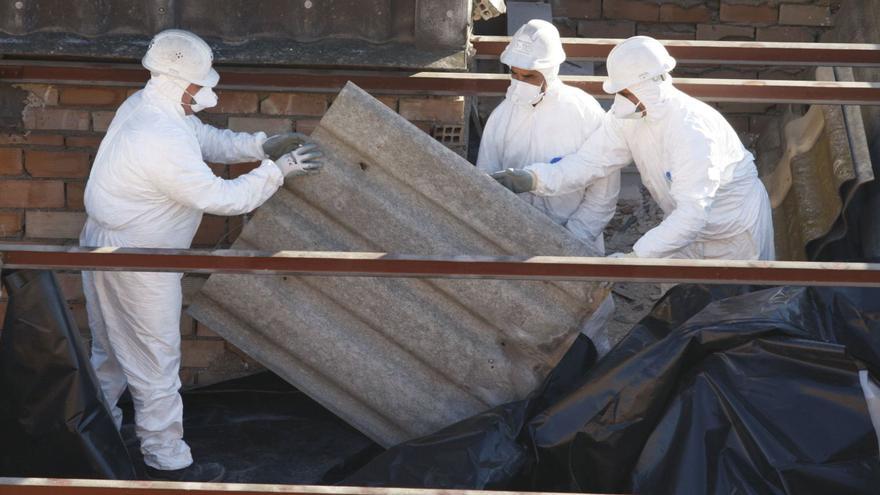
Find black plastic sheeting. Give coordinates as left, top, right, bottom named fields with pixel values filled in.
left=0, top=270, right=135, bottom=480
left=3, top=273, right=880, bottom=493
left=129, top=373, right=380, bottom=484
left=345, top=285, right=880, bottom=494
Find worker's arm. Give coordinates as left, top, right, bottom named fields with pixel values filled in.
left=632, top=129, right=721, bottom=258
left=151, top=129, right=283, bottom=216
left=525, top=114, right=632, bottom=196
left=185, top=116, right=268, bottom=164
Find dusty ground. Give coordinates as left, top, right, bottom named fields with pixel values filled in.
left=602, top=187, right=666, bottom=348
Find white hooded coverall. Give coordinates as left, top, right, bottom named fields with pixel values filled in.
left=478, top=79, right=620, bottom=354
left=80, top=76, right=284, bottom=470
left=477, top=80, right=620, bottom=255
left=525, top=80, right=775, bottom=261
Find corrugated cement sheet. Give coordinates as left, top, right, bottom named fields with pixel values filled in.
left=188, top=82, right=609, bottom=447
left=760, top=67, right=874, bottom=261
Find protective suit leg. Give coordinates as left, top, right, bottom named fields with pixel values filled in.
left=580, top=294, right=615, bottom=358
left=87, top=269, right=193, bottom=471
left=83, top=271, right=127, bottom=430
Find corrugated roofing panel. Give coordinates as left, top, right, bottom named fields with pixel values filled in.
left=188, top=82, right=608, bottom=447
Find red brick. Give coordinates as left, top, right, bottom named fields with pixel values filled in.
left=577, top=20, right=636, bottom=38
left=207, top=163, right=228, bottom=178
left=228, top=117, right=293, bottom=134
left=260, top=93, right=328, bottom=116
left=0, top=149, right=23, bottom=175
left=779, top=4, right=832, bottom=26
left=720, top=3, right=778, bottom=24
left=603, top=0, right=659, bottom=22
left=25, top=211, right=86, bottom=239
left=399, top=97, right=465, bottom=122
left=229, top=161, right=261, bottom=178
left=68, top=302, right=88, bottom=333
left=179, top=368, right=197, bottom=387
left=181, top=339, right=226, bottom=368
left=696, top=24, right=754, bottom=41
left=637, top=23, right=696, bottom=40
left=22, top=107, right=90, bottom=131
left=91, top=111, right=116, bottom=132
left=59, top=87, right=124, bottom=106
left=377, top=96, right=398, bottom=111
left=56, top=272, right=84, bottom=301
left=65, top=135, right=104, bottom=148
left=0, top=134, right=65, bottom=146
left=25, top=150, right=90, bottom=178
left=180, top=314, right=195, bottom=336
left=295, top=119, right=321, bottom=135
left=192, top=214, right=227, bottom=247
left=0, top=181, right=65, bottom=207
left=67, top=182, right=85, bottom=209
left=227, top=215, right=246, bottom=244
left=196, top=322, right=220, bottom=338
left=756, top=26, right=818, bottom=42
left=0, top=211, right=23, bottom=237
left=659, top=4, right=712, bottom=23
left=549, top=0, right=601, bottom=18
left=553, top=20, right=578, bottom=37
left=208, top=91, right=259, bottom=114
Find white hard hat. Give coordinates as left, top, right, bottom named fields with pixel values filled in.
left=142, top=29, right=219, bottom=88
left=602, top=36, right=676, bottom=94
left=500, top=19, right=566, bottom=71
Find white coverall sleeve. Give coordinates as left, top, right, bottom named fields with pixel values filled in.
left=525, top=114, right=632, bottom=196
left=476, top=110, right=503, bottom=174
left=632, top=130, right=721, bottom=258
left=186, top=116, right=268, bottom=164
left=150, top=132, right=284, bottom=216
left=564, top=171, right=621, bottom=249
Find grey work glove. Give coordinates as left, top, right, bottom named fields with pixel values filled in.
left=274, top=144, right=324, bottom=177
left=262, top=132, right=310, bottom=160
left=490, top=168, right=536, bottom=194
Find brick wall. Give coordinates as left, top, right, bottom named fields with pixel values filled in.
left=549, top=0, right=838, bottom=144
left=0, top=82, right=467, bottom=387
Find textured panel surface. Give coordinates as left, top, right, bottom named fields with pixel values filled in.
left=762, top=67, right=874, bottom=261
left=188, top=82, right=608, bottom=447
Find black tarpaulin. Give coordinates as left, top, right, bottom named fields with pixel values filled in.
left=0, top=270, right=135, bottom=479
left=346, top=285, right=880, bottom=494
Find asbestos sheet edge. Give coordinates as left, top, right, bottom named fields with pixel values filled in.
left=189, top=82, right=608, bottom=447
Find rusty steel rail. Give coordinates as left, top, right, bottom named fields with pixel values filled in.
left=473, top=36, right=880, bottom=67
left=2, top=244, right=880, bottom=287
left=0, top=478, right=596, bottom=495
left=1, top=60, right=879, bottom=105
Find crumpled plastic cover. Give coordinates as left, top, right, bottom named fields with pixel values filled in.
left=346, top=285, right=880, bottom=494
left=0, top=270, right=135, bottom=479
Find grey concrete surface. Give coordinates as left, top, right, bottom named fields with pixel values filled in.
left=189, top=82, right=609, bottom=447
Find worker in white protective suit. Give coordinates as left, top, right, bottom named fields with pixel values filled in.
left=492, top=36, right=775, bottom=261
left=480, top=20, right=619, bottom=355
left=79, top=30, right=322, bottom=483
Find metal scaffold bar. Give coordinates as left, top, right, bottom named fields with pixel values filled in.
left=1, top=61, right=879, bottom=105
left=1, top=244, right=879, bottom=287
left=473, top=36, right=880, bottom=67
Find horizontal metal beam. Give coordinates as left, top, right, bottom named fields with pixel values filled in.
left=473, top=36, right=880, bottom=67
left=1, top=60, right=879, bottom=105
left=0, top=478, right=589, bottom=495
left=1, top=244, right=880, bottom=287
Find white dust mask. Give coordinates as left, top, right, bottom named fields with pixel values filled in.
left=506, top=78, right=545, bottom=106
left=185, top=86, right=218, bottom=113
left=610, top=93, right=644, bottom=120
